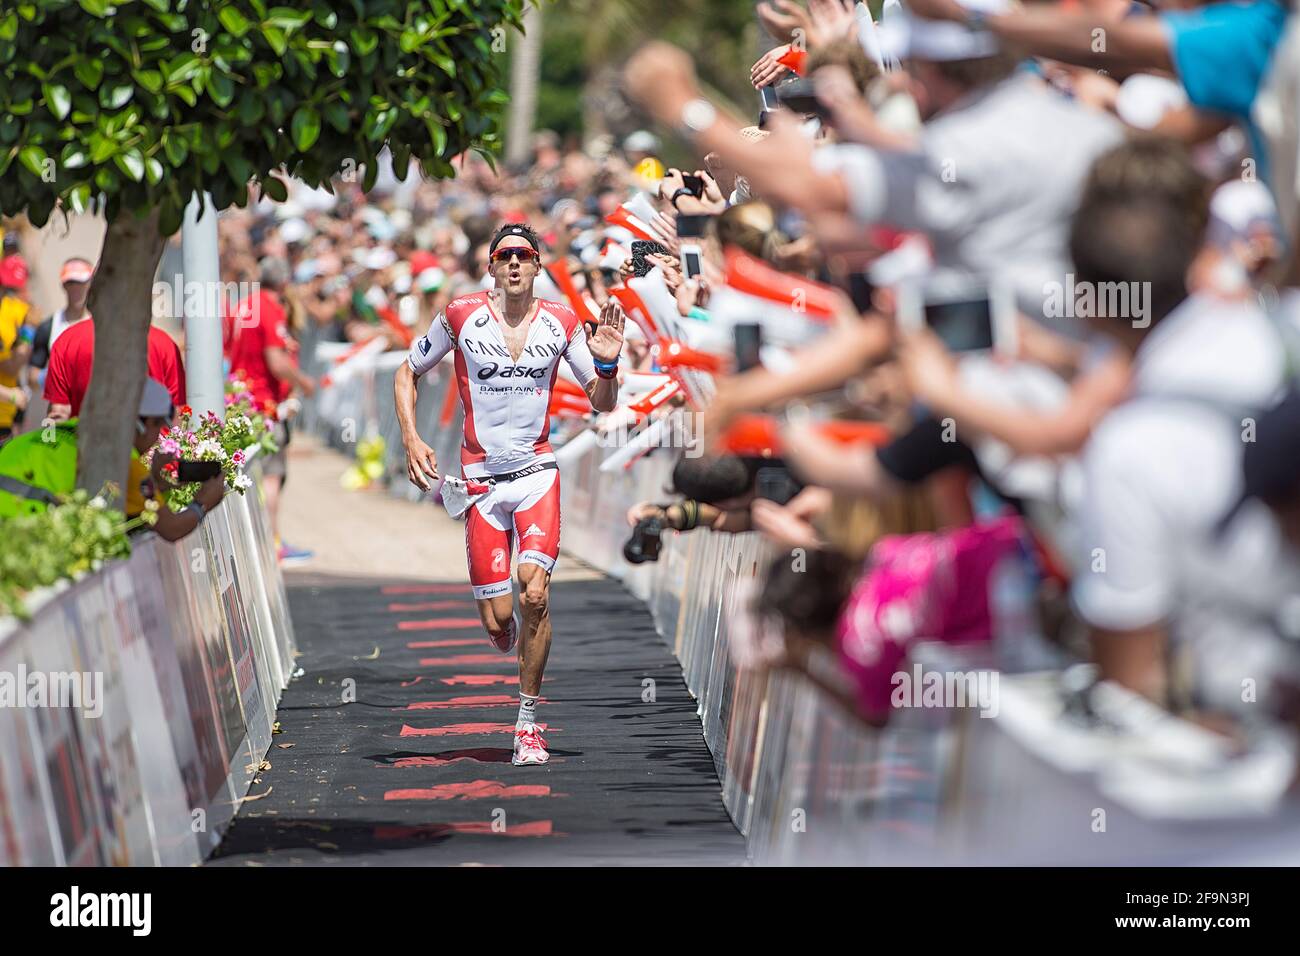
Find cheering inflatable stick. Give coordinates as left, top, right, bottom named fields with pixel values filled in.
left=610, top=286, right=662, bottom=345
left=723, top=245, right=840, bottom=319
left=605, top=193, right=661, bottom=243
left=656, top=337, right=725, bottom=374
left=548, top=375, right=593, bottom=417
left=627, top=375, right=682, bottom=419
left=719, top=413, right=891, bottom=457
left=378, top=304, right=415, bottom=348
left=318, top=336, right=389, bottom=389
left=546, top=260, right=598, bottom=328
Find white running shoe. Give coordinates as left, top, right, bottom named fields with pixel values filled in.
left=512, top=723, right=549, bottom=766
left=489, top=610, right=521, bottom=654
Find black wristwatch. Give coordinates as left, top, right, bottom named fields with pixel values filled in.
left=668, top=187, right=692, bottom=209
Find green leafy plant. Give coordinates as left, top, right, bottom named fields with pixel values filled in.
left=0, top=0, right=527, bottom=502
left=0, top=488, right=147, bottom=620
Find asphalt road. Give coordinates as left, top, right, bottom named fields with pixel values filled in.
left=209, top=569, right=747, bottom=866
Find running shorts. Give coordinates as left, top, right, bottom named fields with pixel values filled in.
left=465, top=465, right=561, bottom=599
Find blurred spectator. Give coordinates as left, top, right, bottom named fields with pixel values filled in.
left=27, top=257, right=94, bottom=392
left=43, top=306, right=186, bottom=422
left=0, top=245, right=32, bottom=443
left=224, top=255, right=316, bottom=563
left=1067, top=155, right=1298, bottom=720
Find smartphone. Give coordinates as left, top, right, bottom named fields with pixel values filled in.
left=177, top=459, right=223, bottom=483
left=754, top=465, right=800, bottom=506
left=630, top=239, right=668, bottom=279
left=676, top=214, right=710, bottom=239
left=676, top=213, right=709, bottom=280
left=847, top=271, right=876, bottom=314
left=775, top=78, right=830, bottom=120
left=759, top=85, right=780, bottom=113
left=734, top=323, right=763, bottom=373
left=681, top=174, right=705, bottom=198
left=680, top=246, right=704, bottom=280
left=896, top=278, right=1017, bottom=355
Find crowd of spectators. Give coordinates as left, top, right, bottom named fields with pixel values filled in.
left=2, top=0, right=1299, bottom=779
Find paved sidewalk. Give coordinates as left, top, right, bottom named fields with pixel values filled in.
left=210, top=435, right=745, bottom=865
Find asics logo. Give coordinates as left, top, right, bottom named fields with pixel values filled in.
left=477, top=363, right=548, bottom=380
left=523, top=524, right=546, bottom=538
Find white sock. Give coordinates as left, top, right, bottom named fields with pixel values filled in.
left=517, top=693, right=539, bottom=728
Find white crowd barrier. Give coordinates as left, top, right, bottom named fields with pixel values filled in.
left=302, top=336, right=1300, bottom=865
left=0, top=459, right=295, bottom=866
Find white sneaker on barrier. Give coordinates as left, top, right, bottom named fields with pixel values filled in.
left=512, top=723, right=549, bottom=766
left=489, top=610, right=520, bottom=654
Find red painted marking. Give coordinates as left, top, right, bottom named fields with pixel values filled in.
left=406, top=638, right=481, bottom=649
left=406, top=695, right=518, bottom=710
left=399, top=617, right=486, bottom=631
left=388, top=600, right=473, bottom=612
left=440, top=674, right=520, bottom=686
left=418, top=654, right=514, bottom=667
left=390, top=748, right=512, bottom=767
left=385, top=780, right=552, bottom=801
left=399, top=722, right=555, bottom=737
left=375, top=820, right=554, bottom=839
left=382, top=584, right=467, bottom=595
left=400, top=676, right=427, bottom=688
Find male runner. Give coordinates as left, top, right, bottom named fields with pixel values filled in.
left=394, top=222, right=623, bottom=765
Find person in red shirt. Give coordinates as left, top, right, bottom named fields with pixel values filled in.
left=44, top=317, right=186, bottom=421
left=224, top=257, right=315, bottom=562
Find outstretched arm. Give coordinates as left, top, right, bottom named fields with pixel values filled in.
left=905, top=0, right=1173, bottom=74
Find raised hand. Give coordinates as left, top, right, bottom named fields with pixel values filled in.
left=590, top=298, right=626, bottom=365
left=807, top=0, right=858, bottom=45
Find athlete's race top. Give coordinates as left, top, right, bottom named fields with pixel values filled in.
left=407, top=292, right=599, bottom=479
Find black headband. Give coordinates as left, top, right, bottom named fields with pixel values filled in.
left=489, top=224, right=539, bottom=255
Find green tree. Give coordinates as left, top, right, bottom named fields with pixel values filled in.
left=522, top=0, right=760, bottom=149
left=0, top=0, right=525, bottom=500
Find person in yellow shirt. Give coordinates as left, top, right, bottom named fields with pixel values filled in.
left=0, top=289, right=32, bottom=444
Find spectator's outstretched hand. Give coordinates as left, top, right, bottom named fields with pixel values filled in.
left=898, top=327, right=960, bottom=410
left=807, top=0, right=858, bottom=45
left=751, top=43, right=794, bottom=89
left=676, top=277, right=709, bottom=316
left=751, top=498, right=823, bottom=550
left=196, top=475, right=225, bottom=512
left=757, top=0, right=813, bottom=45
left=624, top=43, right=698, bottom=125
left=627, top=501, right=667, bottom=527
left=649, top=254, right=684, bottom=294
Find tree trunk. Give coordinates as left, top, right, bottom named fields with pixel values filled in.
left=505, top=2, right=543, bottom=167
left=77, top=209, right=166, bottom=504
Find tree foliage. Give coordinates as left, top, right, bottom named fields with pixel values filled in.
left=0, top=0, right=527, bottom=234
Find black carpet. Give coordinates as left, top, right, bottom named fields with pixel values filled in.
left=209, top=572, right=747, bottom=866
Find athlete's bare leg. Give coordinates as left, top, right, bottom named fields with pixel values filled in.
left=516, top=562, right=552, bottom=698
left=476, top=592, right=515, bottom=640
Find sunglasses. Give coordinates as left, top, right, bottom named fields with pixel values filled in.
left=490, top=246, right=540, bottom=264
